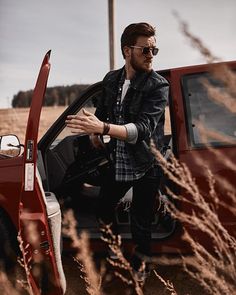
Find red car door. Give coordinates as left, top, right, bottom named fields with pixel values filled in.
left=19, top=51, right=66, bottom=294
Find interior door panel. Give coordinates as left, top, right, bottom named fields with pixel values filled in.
left=46, top=134, right=109, bottom=191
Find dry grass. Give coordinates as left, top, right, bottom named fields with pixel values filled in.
left=62, top=209, right=179, bottom=295
left=63, top=210, right=102, bottom=295
left=0, top=106, right=66, bottom=143
left=151, top=147, right=236, bottom=295
left=0, top=270, right=24, bottom=295
left=100, top=223, right=145, bottom=295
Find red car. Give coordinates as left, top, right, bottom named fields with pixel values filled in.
left=0, top=51, right=235, bottom=294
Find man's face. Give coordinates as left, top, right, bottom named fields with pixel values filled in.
left=129, top=36, right=156, bottom=73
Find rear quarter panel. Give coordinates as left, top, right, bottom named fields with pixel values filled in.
left=169, top=62, right=236, bottom=240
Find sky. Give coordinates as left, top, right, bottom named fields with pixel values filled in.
left=0, top=0, right=235, bottom=108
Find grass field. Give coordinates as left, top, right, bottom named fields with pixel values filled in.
left=0, top=106, right=67, bottom=143
left=0, top=106, right=171, bottom=144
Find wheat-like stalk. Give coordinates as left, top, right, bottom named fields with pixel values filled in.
left=0, top=270, right=23, bottom=295
left=63, top=209, right=102, bottom=295
left=173, top=10, right=220, bottom=64
left=153, top=270, right=177, bottom=295
left=100, top=223, right=145, bottom=295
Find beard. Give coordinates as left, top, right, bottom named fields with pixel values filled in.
left=130, top=52, right=152, bottom=73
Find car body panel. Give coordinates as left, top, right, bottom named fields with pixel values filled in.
left=0, top=156, right=22, bottom=227
left=169, top=62, right=236, bottom=222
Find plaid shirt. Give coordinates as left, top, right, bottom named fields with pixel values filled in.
left=114, top=79, right=145, bottom=182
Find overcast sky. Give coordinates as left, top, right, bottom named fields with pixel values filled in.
left=0, top=0, right=235, bottom=108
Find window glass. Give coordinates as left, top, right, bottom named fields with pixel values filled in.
left=50, top=90, right=102, bottom=148
left=182, top=73, right=236, bottom=147
left=50, top=89, right=172, bottom=149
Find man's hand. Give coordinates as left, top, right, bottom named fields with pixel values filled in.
left=66, top=108, right=128, bottom=142
left=65, top=109, right=104, bottom=135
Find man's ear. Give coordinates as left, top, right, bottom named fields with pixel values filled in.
left=123, top=46, right=131, bottom=58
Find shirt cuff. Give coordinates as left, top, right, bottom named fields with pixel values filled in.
left=124, top=123, right=138, bottom=144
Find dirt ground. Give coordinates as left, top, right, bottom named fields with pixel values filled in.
left=60, top=253, right=207, bottom=295
left=4, top=249, right=205, bottom=295
left=62, top=253, right=205, bottom=295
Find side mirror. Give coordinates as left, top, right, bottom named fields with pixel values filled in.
left=0, top=135, right=21, bottom=158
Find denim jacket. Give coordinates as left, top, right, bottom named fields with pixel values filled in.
left=95, top=67, right=169, bottom=173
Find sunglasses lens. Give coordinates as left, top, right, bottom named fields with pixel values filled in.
left=152, top=48, right=159, bottom=55
left=142, top=47, right=159, bottom=55
left=142, top=47, right=150, bottom=54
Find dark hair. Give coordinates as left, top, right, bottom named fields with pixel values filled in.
left=121, top=22, right=156, bottom=58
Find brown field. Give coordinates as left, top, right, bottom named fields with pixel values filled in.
left=0, top=106, right=67, bottom=143
left=0, top=106, right=171, bottom=144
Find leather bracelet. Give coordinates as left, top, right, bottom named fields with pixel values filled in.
left=103, top=122, right=110, bottom=135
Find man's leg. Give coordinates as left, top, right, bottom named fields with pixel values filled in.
left=96, top=168, right=131, bottom=232
left=130, top=171, right=161, bottom=271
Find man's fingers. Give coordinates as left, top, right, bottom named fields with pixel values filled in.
left=66, top=114, right=85, bottom=121
left=66, top=115, right=77, bottom=119
left=66, top=110, right=101, bottom=135
left=70, top=129, right=85, bottom=134
left=66, top=117, right=84, bottom=125
left=66, top=121, right=84, bottom=129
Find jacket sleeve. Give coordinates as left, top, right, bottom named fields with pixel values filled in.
left=94, top=79, right=108, bottom=122
left=134, top=79, right=169, bottom=143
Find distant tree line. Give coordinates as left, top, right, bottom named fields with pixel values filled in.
left=12, top=84, right=90, bottom=107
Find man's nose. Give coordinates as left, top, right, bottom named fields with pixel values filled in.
left=147, top=49, right=154, bottom=57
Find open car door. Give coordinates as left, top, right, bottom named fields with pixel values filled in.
left=19, top=51, right=66, bottom=295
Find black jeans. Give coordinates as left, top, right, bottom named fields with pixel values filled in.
left=97, top=166, right=161, bottom=264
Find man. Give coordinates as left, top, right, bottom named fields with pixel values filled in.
left=66, top=22, right=169, bottom=281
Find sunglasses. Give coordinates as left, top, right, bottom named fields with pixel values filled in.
left=129, top=46, right=159, bottom=56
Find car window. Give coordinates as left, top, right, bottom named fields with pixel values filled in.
left=50, top=88, right=172, bottom=149
left=182, top=73, right=236, bottom=147
left=50, top=90, right=102, bottom=148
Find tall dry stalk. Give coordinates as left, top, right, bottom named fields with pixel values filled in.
left=0, top=224, right=38, bottom=295
left=100, top=223, right=145, bottom=295
left=173, top=11, right=220, bottom=64
left=174, top=10, right=236, bottom=115
left=62, top=209, right=102, bottom=295
left=0, top=270, right=23, bottom=295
